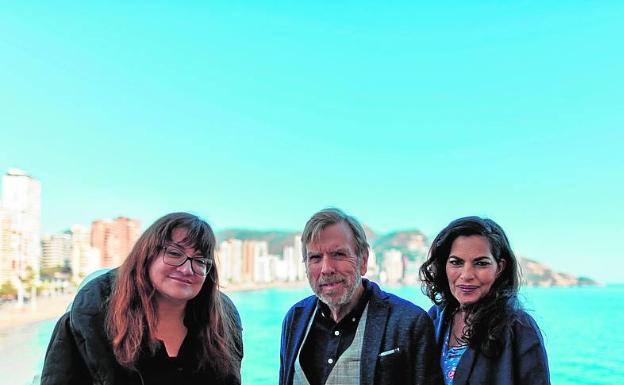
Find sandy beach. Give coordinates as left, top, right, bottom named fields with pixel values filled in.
left=0, top=293, right=75, bottom=332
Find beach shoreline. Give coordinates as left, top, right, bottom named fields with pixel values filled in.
left=0, top=293, right=75, bottom=332
left=0, top=281, right=309, bottom=332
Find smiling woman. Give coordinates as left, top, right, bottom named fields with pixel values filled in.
left=40, top=212, right=243, bottom=385
left=445, top=235, right=505, bottom=307
left=148, top=228, right=210, bottom=306
left=420, top=216, right=550, bottom=385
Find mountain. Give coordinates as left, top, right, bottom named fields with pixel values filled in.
left=372, top=229, right=429, bottom=262
left=520, top=257, right=601, bottom=287
left=217, top=228, right=599, bottom=287
left=217, top=229, right=298, bottom=254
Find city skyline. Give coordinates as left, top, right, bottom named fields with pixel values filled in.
left=4, top=165, right=621, bottom=284
left=1, top=2, right=623, bottom=283
left=0, top=176, right=406, bottom=289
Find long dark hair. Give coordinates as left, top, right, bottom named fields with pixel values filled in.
left=106, top=212, right=241, bottom=379
left=420, top=216, right=520, bottom=357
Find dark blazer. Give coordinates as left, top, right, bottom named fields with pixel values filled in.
left=429, top=305, right=550, bottom=385
left=279, top=279, right=442, bottom=385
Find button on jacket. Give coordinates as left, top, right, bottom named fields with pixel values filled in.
left=280, top=279, right=443, bottom=385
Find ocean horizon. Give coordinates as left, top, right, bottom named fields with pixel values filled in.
left=1, top=284, right=622, bottom=385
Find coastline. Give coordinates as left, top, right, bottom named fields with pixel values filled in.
left=0, top=293, right=75, bottom=332
left=0, top=281, right=308, bottom=332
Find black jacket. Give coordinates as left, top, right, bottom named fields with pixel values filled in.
left=40, top=270, right=243, bottom=385
left=429, top=305, right=550, bottom=385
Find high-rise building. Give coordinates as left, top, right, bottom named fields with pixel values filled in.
left=283, top=234, right=306, bottom=282
left=0, top=207, right=14, bottom=284
left=241, top=240, right=256, bottom=282
left=216, top=241, right=229, bottom=282
left=41, top=233, right=71, bottom=270
left=382, top=249, right=404, bottom=284
left=294, top=234, right=306, bottom=281
left=243, top=240, right=268, bottom=283
left=0, top=168, right=41, bottom=282
left=69, top=224, right=100, bottom=280
left=217, top=239, right=243, bottom=284
left=91, top=220, right=114, bottom=267
left=254, top=254, right=281, bottom=283
left=90, top=217, right=140, bottom=268
left=113, top=217, right=141, bottom=262
left=283, top=245, right=298, bottom=282
left=272, top=255, right=289, bottom=282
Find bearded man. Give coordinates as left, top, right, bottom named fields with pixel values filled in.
left=279, top=208, right=442, bottom=385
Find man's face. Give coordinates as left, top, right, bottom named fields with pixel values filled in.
left=305, top=222, right=368, bottom=308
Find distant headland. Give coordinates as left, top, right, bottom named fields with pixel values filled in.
left=218, top=228, right=600, bottom=288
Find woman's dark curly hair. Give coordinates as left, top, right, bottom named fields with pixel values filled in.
left=420, top=216, right=521, bottom=357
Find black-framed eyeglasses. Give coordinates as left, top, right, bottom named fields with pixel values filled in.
left=162, top=245, right=213, bottom=276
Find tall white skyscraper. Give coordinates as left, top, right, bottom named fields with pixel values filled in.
left=217, top=239, right=243, bottom=284
left=283, top=245, right=298, bottom=282
left=69, top=224, right=100, bottom=280
left=249, top=241, right=269, bottom=283
left=0, top=168, right=41, bottom=283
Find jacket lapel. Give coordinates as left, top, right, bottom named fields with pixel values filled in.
left=360, top=281, right=389, bottom=385
left=286, top=297, right=318, bottom=384
left=452, top=347, right=475, bottom=385
left=432, top=306, right=446, bottom=343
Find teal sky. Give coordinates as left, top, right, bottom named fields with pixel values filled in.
left=1, top=2, right=622, bottom=282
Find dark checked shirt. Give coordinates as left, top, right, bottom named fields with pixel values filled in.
left=300, top=280, right=372, bottom=385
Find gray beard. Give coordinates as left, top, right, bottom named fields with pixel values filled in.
left=318, top=272, right=362, bottom=308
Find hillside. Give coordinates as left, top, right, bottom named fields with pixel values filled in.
left=520, top=257, right=600, bottom=286
left=217, top=229, right=298, bottom=255
left=218, top=228, right=599, bottom=286
left=372, top=229, right=429, bottom=261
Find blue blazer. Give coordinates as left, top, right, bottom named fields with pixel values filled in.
left=279, top=280, right=442, bottom=385
left=429, top=305, right=550, bottom=385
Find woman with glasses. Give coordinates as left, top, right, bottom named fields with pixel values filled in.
left=41, top=212, right=243, bottom=385
left=420, top=216, right=550, bottom=385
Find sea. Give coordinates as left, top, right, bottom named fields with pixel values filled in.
left=1, top=285, right=622, bottom=385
